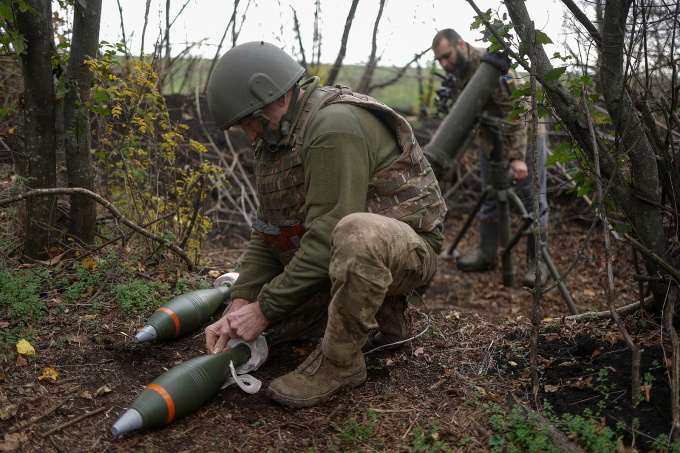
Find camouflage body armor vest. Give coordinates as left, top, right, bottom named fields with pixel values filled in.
left=253, top=83, right=446, bottom=262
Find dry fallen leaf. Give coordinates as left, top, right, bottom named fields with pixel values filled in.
left=81, top=257, right=98, bottom=270
left=37, top=366, right=58, bottom=382
left=292, top=347, right=308, bottom=356
left=96, top=386, right=112, bottom=396
left=0, top=403, right=18, bottom=420
left=445, top=311, right=460, bottom=320
left=413, top=347, right=425, bottom=356
left=641, top=384, right=652, bottom=402
left=15, top=355, right=27, bottom=367
left=0, top=432, right=28, bottom=452
left=16, top=339, right=35, bottom=356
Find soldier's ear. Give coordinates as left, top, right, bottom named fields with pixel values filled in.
left=456, top=38, right=466, bottom=53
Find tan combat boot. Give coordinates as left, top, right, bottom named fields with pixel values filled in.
left=372, top=295, right=410, bottom=350
left=267, top=346, right=367, bottom=408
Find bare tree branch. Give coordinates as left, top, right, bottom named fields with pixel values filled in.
left=0, top=188, right=195, bottom=270
left=325, top=0, right=359, bottom=86
left=560, top=0, right=603, bottom=47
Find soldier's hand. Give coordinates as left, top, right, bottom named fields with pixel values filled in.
left=225, top=302, right=270, bottom=343
left=205, top=317, right=230, bottom=354
left=205, top=298, right=250, bottom=354
left=510, top=159, right=528, bottom=181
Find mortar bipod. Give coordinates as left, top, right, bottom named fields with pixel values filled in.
left=440, top=159, right=578, bottom=315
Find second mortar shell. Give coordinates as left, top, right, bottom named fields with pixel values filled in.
left=134, top=284, right=232, bottom=343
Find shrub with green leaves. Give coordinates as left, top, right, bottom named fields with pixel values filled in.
left=412, top=420, right=450, bottom=452
left=327, top=410, right=384, bottom=451
left=0, top=265, right=49, bottom=355
left=487, top=403, right=559, bottom=453
left=59, top=260, right=106, bottom=305
left=113, top=279, right=168, bottom=318
left=87, top=50, right=222, bottom=265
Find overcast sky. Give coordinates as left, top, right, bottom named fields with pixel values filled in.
left=97, top=0, right=573, bottom=67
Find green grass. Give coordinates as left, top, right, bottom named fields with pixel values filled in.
left=0, top=255, right=213, bottom=360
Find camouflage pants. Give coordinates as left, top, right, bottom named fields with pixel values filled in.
left=264, top=213, right=437, bottom=357
left=264, top=293, right=331, bottom=346
left=321, top=213, right=438, bottom=362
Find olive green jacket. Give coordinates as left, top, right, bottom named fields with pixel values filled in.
left=230, top=78, right=445, bottom=322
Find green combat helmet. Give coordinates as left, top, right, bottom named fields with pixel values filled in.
left=207, top=41, right=305, bottom=132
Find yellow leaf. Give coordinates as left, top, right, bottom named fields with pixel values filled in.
left=16, top=340, right=35, bottom=356
left=37, top=366, right=58, bottom=382
left=81, top=258, right=98, bottom=270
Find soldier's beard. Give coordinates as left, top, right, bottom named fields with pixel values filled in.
left=453, top=52, right=469, bottom=77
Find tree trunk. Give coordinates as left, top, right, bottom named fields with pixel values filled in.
left=356, top=0, right=385, bottom=94
left=63, top=0, right=102, bottom=246
left=325, top=0, right=359, bottom=87
left=14, top=0, right=57, bottom=259
left=599, top=0, right=668, bottom=312
left=504, top=0, right=670, bottom=314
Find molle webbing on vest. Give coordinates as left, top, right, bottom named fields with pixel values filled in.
left=253, top=83, right=446, bottom=235
left=254, top=146, right=306, bottom=225
left=254, top=86, right=343, bottom=227
left=305, top=85, right=445, bottom=233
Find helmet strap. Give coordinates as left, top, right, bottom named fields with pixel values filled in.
left=279, top=83, right=301, bottom=137
left=255, top=83, right=302, bottom=149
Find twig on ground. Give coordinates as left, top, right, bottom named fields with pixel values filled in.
left=0, top=398, right=71, bottom=436
left=41, top=406, right=107, bottom=438
left=0, top=188, right=194, bottom=270
left=564, top=296, right=655, bottom=321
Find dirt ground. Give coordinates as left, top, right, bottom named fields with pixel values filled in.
left=0, top=96, right=675, bottom=452
left=1, top=192, right=674, bottom=452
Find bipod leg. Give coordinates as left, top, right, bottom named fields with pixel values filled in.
left=540, top=244, right=579, bottom=315
left=497, top=190, right=514, bottom=286
left=504, top=188, right=532, bottom=253
left=504, top=214, right=533, bottom=254
left=489, top=162, right=515, bottom=286
left=441, top=188, right=491, bottom=259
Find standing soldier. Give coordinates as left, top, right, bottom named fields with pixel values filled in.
left=204, top=41, right=447, bottom=407
left=431, top=28, right=550, bottom=287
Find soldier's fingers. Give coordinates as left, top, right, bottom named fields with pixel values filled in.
left=205, top=327, right=218, bottom=353
left=212, top=335, right=228, bottom=354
